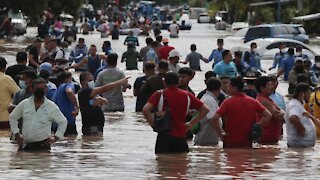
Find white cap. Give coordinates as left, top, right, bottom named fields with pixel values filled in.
left=168, top=50, right=181, bottom=59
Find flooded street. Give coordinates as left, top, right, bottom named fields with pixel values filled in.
left=1, top=20, right=320, bottom=179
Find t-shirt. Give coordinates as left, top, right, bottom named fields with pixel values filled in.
left=140, top=73, right=166, bottom=101
left=158, top=45, right=174, bottom=60
left=124, top=35, right=139, bottom=46
left=146, top=48, right=159, bottom=64
left=213, top=61, right=238, bottom=77
left=132, top=28, right=140, bottom=37
left=139, top=46, right=151, bottom=63
left=148, top=87, right=204, bottom=138
left=95, top=67, right=126, bottom=111
left=0, top=72, right=20, bottom=122
left=280, top=55, right=295, bottom=81
left=28, top=45, right=39, bottom=69
left=285, top=99, right=316, bottom=147
left=216, top=93, right=266, bottom=148
left=186, top=51, right=203, bottom=70
left=194, top=91, right=222, bottom=146
left=78, top=87, right=105, bottom=128
left=52, top=83, right=75, bottom=125
left=134, top=76, right=148, bottom=112
left=168, top=63, right=181, bottom=74
left=256, top=94, right=282, bottom=144
left=5, top=65, right=32, bottom=84
left=208, top=48, right=224, bottom=65
left=122, top=49, right=139, bottom=70
left=168, top=24, right=179, bottom=36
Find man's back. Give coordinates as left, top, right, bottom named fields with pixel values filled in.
left=158, top=45, right=174, bottom=60
left=141, top=73, right=165, bottom=100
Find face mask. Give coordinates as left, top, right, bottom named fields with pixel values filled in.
left=316, top=62, right=320, bottom=68
left=19, top=80, right=26, bottom=89
left=88, top=80, right=95, bottom=89
left=34, top=89, right=45, bottom=99
left=296, top=52, right=301, bottom=56
left=280, top=49, right=286, bottom=53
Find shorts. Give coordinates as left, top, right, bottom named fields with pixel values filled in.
left=155, top=133, right=189, bottom=154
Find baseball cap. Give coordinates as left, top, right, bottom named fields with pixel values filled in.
left=168, top=50, right=181, bottom=59
left=16, top=52, right=27, bottom=62
left=0, top=57, right=7, bottom=69
left=243, top=70, right=261, bottom=80
left=39, top=62, right=52, bottom=75
left=162, top=38, right=169, bottom=43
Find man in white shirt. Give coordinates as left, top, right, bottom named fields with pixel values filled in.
left=168, top=21, right=179, bottom=38
left=285, top=83, right=320, bottom=147
left=194, top=77, right=222, bottom=146
left=10, top=78, right=67, bottom=151
left=168, top=50, right=181, bottom=73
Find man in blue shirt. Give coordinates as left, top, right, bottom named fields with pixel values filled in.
left=213, top=50, right=238, bottom=77
left=295, top=46, right=309, bottom=62
left=208, top=38, right=224, bottom=68
left=277, top=47, right=295, bottom=81
left=269, top=42, right=288, bottom=71
left=243, top=42, right=266, bottom=73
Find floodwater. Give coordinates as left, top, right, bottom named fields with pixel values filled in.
left=1, top=20, right=320, bottom=179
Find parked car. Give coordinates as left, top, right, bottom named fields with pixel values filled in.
left=8, top=9, right=27, bottom=36
left=197, top=13, right=211, bottom=23
left=230, top=38, right=318, bottom=61
left=243, top=24, right=309, bottom=43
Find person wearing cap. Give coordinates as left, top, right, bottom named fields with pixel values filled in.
left=213, top=50, right=238, bottom=78
left=243, top=42, right=266, bottom=73
left=168, top=20, right=180, bottom=38
left=243, top=70, right=261, bottom=99
left=288, top=57, right=309, bottom=95
left=277, top=47, right=295, bottom=81
left=232, top=50, right=249, bottom=77
left=146, top=41, right=160, bottom=64
left=208, top=39, right=225, bottom=68
left=39, top=62, right=57, bottom=100
left=121, top=43, right=141, bottom=70
left=95, top=53, right=131, bottom=112
left=124, top=30, right=139, bottom=47
left=269, top=42, right=288, bottom=71
left=0, top=57, right=20, bottom=129
left=268, top=74, right=286, bottom=111
left=158, top=38, right=174, bottom=61
left=69, top=38, right=88, bottom=71
left=6, top=52, right=33, bottom=85
left=211, top=76, right=272, bottom=148
left=28, top=37, right=42, bottom=69
left=285, top=83, right=320, bottom=147
left=182, top=44, right=208, bottom=71
left=255, top=76, right=284, bottom=144
left=168, top=49, right=182, bottom=74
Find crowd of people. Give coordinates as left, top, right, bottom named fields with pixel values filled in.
left=1, top=18, right=320, bottom=154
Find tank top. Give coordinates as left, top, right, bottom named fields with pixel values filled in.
left=87, top=55, right=101, bottom=75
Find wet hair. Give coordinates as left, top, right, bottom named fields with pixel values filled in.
left=21, top=69, right=37, bottom=80
left=164, top=72, right=179, bottom=86
left=230, top=76, right=244, bottom=92
left=293, top=82, right=310, bottom=99
left=190, top=44, right=196, bottom=51
left=206, top=77, right=221, bottom=91
left=57, top=71, right=72, bottom=84
left=178, top=67, right=193, bottom=76
left=107, top=53, right=118, bottom=66
left=158, top=60, right=169, bottom=69
left=222, top=50, right=230, bottom=59
left=79, top=71, right=92, bottom=82
left=255, top=76, right=271, bottom=93
left=250, top=42, right=257, bottom=48
left=144, top=61, right=156, bottom=70
left=146, top=37, right=153, bottom=45
left=205, top=71, right=216, bottom=80
left=288, top=47, right=294, bottom=55
left=32, top=78, right=46, bottom=89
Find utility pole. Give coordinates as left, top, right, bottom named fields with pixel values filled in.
left=277, top=0, right=281, bottom=22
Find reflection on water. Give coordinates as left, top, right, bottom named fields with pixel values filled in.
left=1, top=21, right=320, bottom=179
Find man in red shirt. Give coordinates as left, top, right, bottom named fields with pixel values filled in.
left=143, top=72, right=209, bottom=154
left=211, top=76, right=271, bottom=148
left=158, top=38, right=174, bottom=61
left=255, top=76, right=284, bottom=144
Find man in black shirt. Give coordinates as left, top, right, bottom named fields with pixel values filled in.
left=6, top=52, right=34, bottom=85
left=78, top=72, right=129, bottom=135
left=28, top=37, right=42, bottom=69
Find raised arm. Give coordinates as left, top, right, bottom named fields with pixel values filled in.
left=90, top=77, right=129, bottom=98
